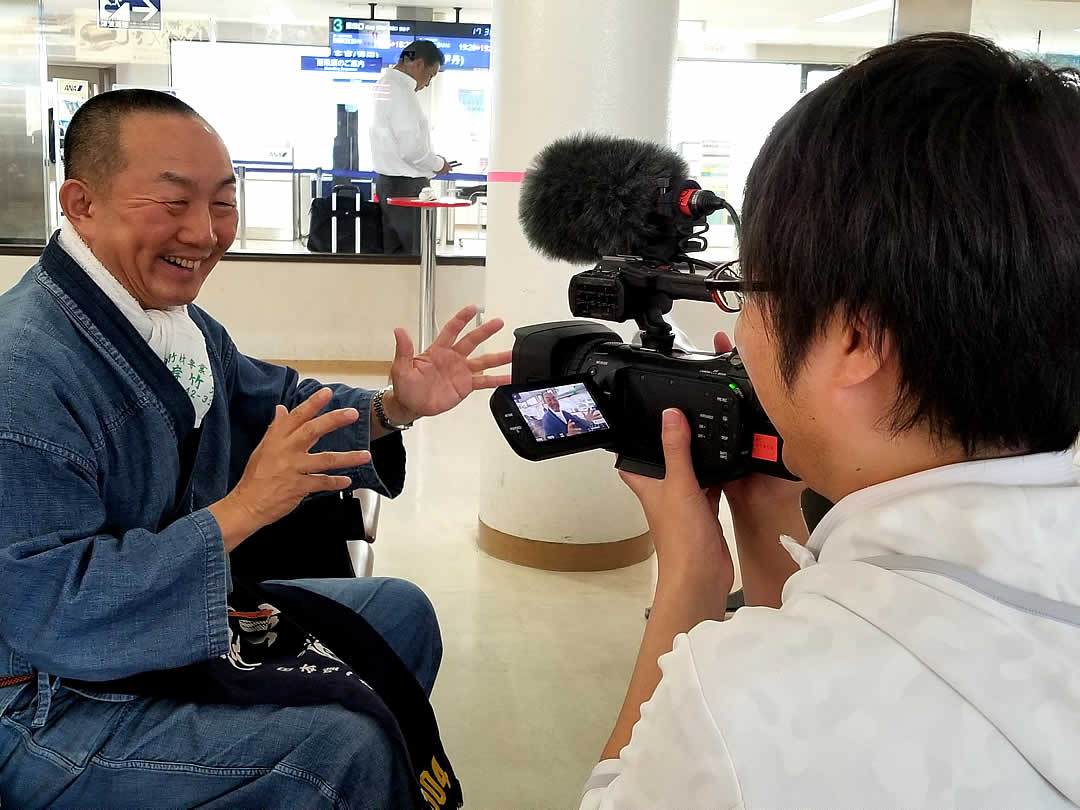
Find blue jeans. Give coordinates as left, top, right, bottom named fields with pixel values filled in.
left=0, top=577, right=442, bottom=809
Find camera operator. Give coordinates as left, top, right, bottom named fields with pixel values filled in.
left=582, top=33, right=1080, bottom=808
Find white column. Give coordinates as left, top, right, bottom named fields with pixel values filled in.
left=477, top=0, right=679, bottom=569
left=891, top=0, right=972, bottom=41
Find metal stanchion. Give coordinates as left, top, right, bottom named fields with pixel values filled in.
left=419, top=207, right=439, bottom=349
left=291, top=171, right=301, bottom=243
left=237, top=165, right=247, bottom=248
left=389, top=197, right=471, bottom=350
left=331, top=186, right=338, bottom=254
left=440, top=179, right=456, bottom=247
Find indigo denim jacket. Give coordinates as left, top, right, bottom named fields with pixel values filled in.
left=0, top=236, right=404, bottom=687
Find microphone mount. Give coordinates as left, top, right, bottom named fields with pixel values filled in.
left=566, top=183, right=742, bottom=351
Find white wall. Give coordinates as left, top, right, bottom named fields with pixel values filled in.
left=0, top=250, right=736, bottom=360
left=671, top=59, right=803, bottom=220
left=195, top=259, right=485, bottom=361
left=0, top=253, right=485, bottom=362
left=170, top=40, right=369, bottom=170
left=669, top=299, right=740, bottom=352
left=0, top=255, right=33, bottom=291
left=169, top=40, right=492, bottom=177
left=115, top=62, right=171, bottom=89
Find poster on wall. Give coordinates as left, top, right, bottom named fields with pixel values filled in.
left=54, top=78, right=90, bottom=185
left=76, top=8, right=204, bottom=68
left=98, top=0, right=162, bottom=32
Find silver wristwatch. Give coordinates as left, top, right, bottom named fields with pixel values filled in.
left=372, top=386, right=414, bottom=432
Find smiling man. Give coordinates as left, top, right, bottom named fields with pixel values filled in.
left=0, top=89, right=509, bottom=806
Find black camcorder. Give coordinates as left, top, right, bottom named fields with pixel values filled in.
left=489, top=134, right=796, bottom=486
left=491, top=319, right=793, bottom=486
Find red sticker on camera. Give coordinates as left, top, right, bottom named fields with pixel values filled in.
left=751, top=434, right=779, bottom=462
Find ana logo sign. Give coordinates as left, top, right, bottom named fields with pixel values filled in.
left=99, top=0, right=161, bottom=31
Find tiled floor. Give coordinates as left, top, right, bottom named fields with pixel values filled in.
left=296, top=370, right=659, bottom=809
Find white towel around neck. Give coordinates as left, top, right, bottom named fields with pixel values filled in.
left=57, top=218, right=215, bottom=427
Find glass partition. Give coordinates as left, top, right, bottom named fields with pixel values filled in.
left=13, top=1, right=491, bottom=258
left=0, top=0, right=49, bottom=244
left=671, top=0, right=895, bottom=261
left=17, top=2, right=1062, bottom=262
left=971, top=0, right=1080, bottom=62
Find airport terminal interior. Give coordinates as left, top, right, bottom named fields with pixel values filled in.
left=2, top=0, right=1079, bottom=807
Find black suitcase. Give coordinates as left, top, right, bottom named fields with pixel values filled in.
left=308, top=184, right=383, bottom=254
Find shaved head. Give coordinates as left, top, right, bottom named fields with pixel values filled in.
left=64, top=89, right=206, bottom=190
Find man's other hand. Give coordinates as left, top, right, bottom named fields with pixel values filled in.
left=388, top=305, right=512, bottom=421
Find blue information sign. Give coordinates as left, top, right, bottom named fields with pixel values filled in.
left=329, top=18, right=491, bottom=71
left=300, top=55, right=384, bottom=74
left=99, top=0, right=161, bottom=31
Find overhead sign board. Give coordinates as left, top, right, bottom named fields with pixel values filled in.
left=98, top=0, right=162, bottom=31
left=329, top=18, right=491, bottom=71
left=300, top=55, right=384, bottom=74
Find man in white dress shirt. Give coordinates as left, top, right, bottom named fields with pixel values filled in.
left=369, top=40, right=453, bottom=254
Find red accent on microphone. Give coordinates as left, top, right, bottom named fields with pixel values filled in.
left=678, top=188, right=695, bottom=217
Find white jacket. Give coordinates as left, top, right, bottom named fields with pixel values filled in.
left=582, top=452, right=1080, bottom=808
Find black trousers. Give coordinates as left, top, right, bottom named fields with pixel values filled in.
left=375, top=174, right=428, bottom=255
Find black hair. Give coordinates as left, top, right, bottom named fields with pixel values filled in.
left=64, top=89, right=204, bottom=188
left=399, top=40, right=445, bottom=67
left=740, top=32, right=1080, bottom=454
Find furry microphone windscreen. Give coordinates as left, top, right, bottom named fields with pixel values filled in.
left=517, top=133, right=690, bottom=263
